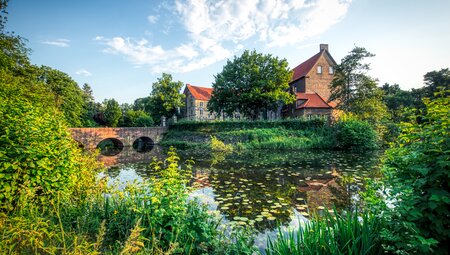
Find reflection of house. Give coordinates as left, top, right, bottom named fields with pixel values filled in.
left=182, top=84, right=217, bottom=120
left=283, top=44, right=337, bottom=118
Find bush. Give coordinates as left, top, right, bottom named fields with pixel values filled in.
left=0, top=72, right=101, bottom=210
left=376, top=93, right=450, bottom=254
left=334, top=118, right=378, bottom=151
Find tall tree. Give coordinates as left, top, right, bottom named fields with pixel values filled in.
left=422, top=68, right=450, bottom=98
left=149, top=73, right=184, bottom=123
left=329, top=46, right=389, bottom=124
left=35, top=66, right=86, bottom=127
left=208, top=50, right=294, bottom=120
left=381, top=83, right=415, bottom=122
left=103, top=98, right=122, bottom=127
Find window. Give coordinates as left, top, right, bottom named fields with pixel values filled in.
left=329, top=66, right=334, bottom=74
left=200, top=102, right=204, bottom=107
left=317, top=65, right=322, bottom=74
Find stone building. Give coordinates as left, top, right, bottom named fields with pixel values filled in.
left=282, top=44, right=337, bottom=118
left=182, top=84, right=217, bottom=120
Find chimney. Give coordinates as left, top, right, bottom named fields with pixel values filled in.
left=320, top=44, right=328, bottom=51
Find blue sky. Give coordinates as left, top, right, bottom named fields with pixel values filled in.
left=6, top=0, right=450, bottom=103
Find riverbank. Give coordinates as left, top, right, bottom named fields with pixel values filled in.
left=161, top=118, right=378, bottom=152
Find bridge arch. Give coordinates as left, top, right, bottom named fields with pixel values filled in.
left=132, top=136, right=154, bottom=153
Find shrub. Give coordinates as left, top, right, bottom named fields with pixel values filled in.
left=376, top=93, right=450, bottom=254
left=334, top=118, right=378, bottom=151
left=0, top=72, right=102, bottom=210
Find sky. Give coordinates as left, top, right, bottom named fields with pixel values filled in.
left=6, top=0, right=450, bottom=104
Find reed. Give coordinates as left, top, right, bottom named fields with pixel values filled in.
left=266, top=209, right=383, bottom=255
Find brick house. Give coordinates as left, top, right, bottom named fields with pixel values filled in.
left=283, top=44, right=337, bottom=118
left=182, top=84, right=217, bottom=120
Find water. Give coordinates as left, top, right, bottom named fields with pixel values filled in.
left=101, top=146, right=382, bottom=250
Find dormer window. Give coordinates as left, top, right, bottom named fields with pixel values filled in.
left=317, top=65, right=322, bottom=74
left=329, top=66, right=334, bottom=74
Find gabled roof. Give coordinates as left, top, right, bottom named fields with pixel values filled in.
left=295, top=92, right=335, bottom=109
left=185, top=84, right=213, bottom=101
left=291, top=49, right=337, bottom=83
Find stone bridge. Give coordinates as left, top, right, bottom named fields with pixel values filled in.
left=69, top=127, right=167, bottom=149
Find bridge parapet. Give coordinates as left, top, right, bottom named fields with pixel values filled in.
left=69, top=127, right=167, bottom=149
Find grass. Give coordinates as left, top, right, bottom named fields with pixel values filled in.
left=162, top=124, right=336, bottom=151
left=265, top=209, right=383, bottom=255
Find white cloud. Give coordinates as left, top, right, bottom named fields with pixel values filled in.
left=42, top=38, right=70, bottom=47
left=147, top=15, right=158, bottom=24
left=96, top=0, right=351, bottom=73
left=76, top=69, right=92, bottom=76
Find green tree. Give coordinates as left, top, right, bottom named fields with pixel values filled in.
left=103, top=98, right=122, bottom=127
left=121, top=109, right=153, bottom=127
left=149, top=73, right=184, bottom=123
left=36, top=66, right=86, bottom=127
left=81, top=83, right=100, bottom=127
left=329, top=46, right=389, bottom=124
left=208, top=50, right=294, bottom=120
left=381, top=83, right=415, bottom=122
left=423, top=68, right=450, bottom=98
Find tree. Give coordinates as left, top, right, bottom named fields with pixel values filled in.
left=149, top=73, right=184, bottom=123
left=422, top=68, right=450, bottom=98
left=36, top=66, right=86, bottom=127
left=208, top=50, right=294, bottom=120
left=329, top=46, right=389, bottom=124
left=103, top=98, right=122, bottom=127
left=381, top=83, right=415, bottom=122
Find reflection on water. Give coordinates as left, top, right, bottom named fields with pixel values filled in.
left=104, top=148, right=381, bottom=233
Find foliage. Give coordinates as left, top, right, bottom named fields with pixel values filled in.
left=163, top=119, right=336, bottom=151
left=120, top=109, right=154, bottom=127
left=103, top=98, right=122, bottom=127
left=208, top=50, right=294, bottom=120
left=329, top=46, right=389, bottom=124
left=35, top=65, right=87, bottom=127
left=334, top=115, right=379, bottom=152
left=149, top=73, right=185, bottom=123
left=266, top=209, right=383, bottom=255
left=170, top=118, right=327, bottom=132
left=381, top=83, right=415, bottom=122
left=210, top=135, right=233, bottom=153
left=422, top=68, right=450, bottom=98
left=373, top=92, right=450, bottom=254
left=0, top=72, right=102, bottom=210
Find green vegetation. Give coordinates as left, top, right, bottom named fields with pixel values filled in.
left=266, top=209, right=383, bottom=255
left=365, top=92, right=450, bottom=254
left=0, top=148, right=256, bottom=254
left=208, top=50, right=295, bottom=120
left=329, top=46, right=389, bottom=126
left=148, top=73, right=185, bottom=123
left=334, top=115, right=379, bottom=152
left=162, top=118, right=378, bottom=152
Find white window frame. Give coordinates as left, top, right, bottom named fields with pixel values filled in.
left=317, top=65, right=322, bottom=74
left=329, top=66, right=334, bottom=74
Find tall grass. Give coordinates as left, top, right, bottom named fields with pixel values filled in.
left=266, top=209, right=383, bottom=255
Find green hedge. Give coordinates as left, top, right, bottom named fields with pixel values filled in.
left=169, top=118, right=328, bottom=132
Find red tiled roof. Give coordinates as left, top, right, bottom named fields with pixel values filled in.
left=186, top=84, right=213, bottom=101
left=295, top=92, right=335, bottom=109
left=291, top=51, right=323, bottom=82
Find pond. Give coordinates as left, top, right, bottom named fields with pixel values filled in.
left=101, top=146, right=382, bottom=250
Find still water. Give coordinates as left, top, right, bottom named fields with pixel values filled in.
left=100, top=146, right=381, bottom=249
